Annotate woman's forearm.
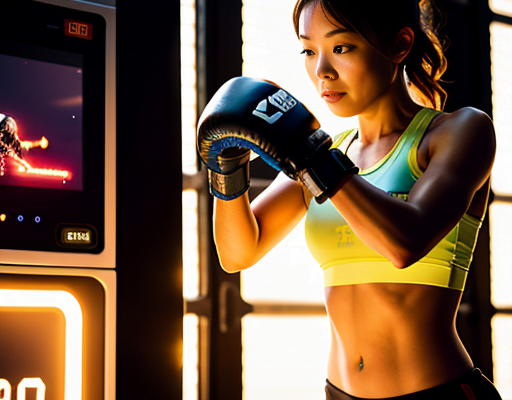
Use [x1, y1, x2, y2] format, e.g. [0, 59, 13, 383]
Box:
[213, 176, 308, 272]
[213, 193, 261, 273]
[330, 174, 469, 269]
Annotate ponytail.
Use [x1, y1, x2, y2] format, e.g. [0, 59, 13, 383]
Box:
[405, 0, 448, 110]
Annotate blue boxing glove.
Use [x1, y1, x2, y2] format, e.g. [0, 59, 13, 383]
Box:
[197, 77, 358, 203]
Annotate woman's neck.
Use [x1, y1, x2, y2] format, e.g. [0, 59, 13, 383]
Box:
[357, 74, 423, 145]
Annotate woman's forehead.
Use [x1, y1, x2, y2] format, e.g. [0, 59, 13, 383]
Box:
[298, 1, 353, 39]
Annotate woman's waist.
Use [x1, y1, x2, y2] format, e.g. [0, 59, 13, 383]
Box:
[327, 320, 466, 367]
[327, 327, 473, 398]
[324, 283, 463, 355]
[325, 283, 470, 397]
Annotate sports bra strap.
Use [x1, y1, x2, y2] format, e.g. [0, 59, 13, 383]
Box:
[407, 108, 443, 179]
[331, 129, 358, 153]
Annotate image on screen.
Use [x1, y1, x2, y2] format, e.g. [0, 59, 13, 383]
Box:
[0, 53, 83, 191]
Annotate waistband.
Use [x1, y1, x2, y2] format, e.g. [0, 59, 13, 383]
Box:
[325, 369, 502, 400]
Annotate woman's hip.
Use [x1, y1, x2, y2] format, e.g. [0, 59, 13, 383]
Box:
[325, 368, 502, 400]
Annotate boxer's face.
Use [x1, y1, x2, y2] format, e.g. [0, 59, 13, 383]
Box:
[298, 1, 395, 118]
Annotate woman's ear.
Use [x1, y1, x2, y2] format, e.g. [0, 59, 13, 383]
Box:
[392, 27, 414, 64]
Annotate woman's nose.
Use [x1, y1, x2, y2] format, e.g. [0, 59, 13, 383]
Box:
[316, 56, 338, 81]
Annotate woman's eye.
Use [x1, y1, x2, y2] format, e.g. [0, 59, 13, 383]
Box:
[300, 49, 315, 57]
[334, 45, 351, 54]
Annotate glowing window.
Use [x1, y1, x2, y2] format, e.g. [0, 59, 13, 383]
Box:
[492, 315, 512, 399]
[490, 22, 512, 196]
[242, 315, 330, 400]
[489, 17, 512, 399]
[181, 1, 200, 400]
[241, 219, 323, 304]
[183, 314, 199, 400]
[183, 189, 200, 300]
[489, 202, 512, 308]
[490, 0, 512, 17]
[181, 0, 198, 176]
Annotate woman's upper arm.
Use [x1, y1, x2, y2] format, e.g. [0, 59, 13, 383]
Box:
[251, 172, 308, 259]
[407, 107, 496, 238]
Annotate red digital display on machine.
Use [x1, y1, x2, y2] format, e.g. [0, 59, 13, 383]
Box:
[64, 20, 93, 40]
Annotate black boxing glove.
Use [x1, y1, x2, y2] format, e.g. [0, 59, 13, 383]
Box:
[197, 77, 358, 203]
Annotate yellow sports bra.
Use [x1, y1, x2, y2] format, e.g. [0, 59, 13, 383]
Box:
[304, 108, 483, 291]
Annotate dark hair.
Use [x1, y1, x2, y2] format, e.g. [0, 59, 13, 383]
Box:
[293, 0, 448, 110]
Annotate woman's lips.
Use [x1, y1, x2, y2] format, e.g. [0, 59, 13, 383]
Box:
[321, 91, 346, 103]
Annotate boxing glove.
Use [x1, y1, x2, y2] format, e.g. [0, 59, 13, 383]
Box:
[197, 77, 358, 203]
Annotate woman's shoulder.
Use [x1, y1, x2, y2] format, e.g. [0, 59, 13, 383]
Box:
[426, 106, 495, 148]
[420, 106, 496, 174]
[433, 107, 494, 136]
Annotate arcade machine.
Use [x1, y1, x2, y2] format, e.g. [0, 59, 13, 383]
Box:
[0, 0, 116, 399]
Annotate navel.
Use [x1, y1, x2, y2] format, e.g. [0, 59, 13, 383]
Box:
[359, 356, 364, 372]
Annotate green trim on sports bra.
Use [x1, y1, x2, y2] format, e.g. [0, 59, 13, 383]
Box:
[306, 108, 483, 290]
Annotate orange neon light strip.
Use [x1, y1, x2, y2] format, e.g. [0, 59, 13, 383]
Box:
[18, 165, 70, 179]
[0, 289, 83, 400]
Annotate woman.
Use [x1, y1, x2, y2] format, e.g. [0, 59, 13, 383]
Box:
[209, 0, 501, 398]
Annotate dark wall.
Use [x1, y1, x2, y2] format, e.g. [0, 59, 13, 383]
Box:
[116, 0, 183, 398]
[441, 0, 492, 114]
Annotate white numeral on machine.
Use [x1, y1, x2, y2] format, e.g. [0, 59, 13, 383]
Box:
[0, 379, 12, 400]
[0, 378, 46, 400]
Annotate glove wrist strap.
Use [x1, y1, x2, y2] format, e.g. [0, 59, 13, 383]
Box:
[299, 148, 359, 204]
[208, 161, 250, 200]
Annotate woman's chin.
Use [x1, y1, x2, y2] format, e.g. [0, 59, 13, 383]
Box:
[326, 104, 358, 119]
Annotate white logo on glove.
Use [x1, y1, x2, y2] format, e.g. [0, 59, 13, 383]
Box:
[252, 89, 297, 124]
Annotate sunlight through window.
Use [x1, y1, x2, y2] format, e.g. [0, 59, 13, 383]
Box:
[181, 1, 200, 399]
[492, 315, 512, 399]
[181, 0, 198, 176]
[242, 315, 330, 400]
[182, 189, 200, 300]
[183, 314, 200, 400]
[490, 0, 512, 17]
[241, 219, 323, 304]
[490, 22, 512, 196]
[489, 17, 512, 399]
[489, 202, 512, 308]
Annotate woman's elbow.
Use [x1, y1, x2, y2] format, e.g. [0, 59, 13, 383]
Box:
[388, 242, 427, 270]
[219, 262, 243, 274]
[390, 255, 416, 270]
[218, 255, 253, 274]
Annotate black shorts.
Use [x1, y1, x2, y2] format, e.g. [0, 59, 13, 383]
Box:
[325, 368, 502, 400]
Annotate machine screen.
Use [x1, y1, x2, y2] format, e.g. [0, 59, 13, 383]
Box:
[0, 53, 83, 191]
[0, 0, 106, 254]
